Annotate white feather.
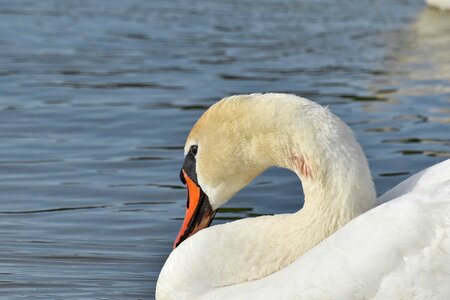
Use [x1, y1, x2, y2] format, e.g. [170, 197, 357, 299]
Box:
[156, 94, 450, 300]
[200, 159, 450, 299]
[426, 0, 450, 10]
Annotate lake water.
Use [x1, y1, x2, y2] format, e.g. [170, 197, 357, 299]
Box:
[0, 0, 449, 299]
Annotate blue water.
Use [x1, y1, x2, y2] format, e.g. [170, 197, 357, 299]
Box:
[0, 0, 449, 298]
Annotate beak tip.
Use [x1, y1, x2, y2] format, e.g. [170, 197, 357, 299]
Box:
[173, 236, 181, 249]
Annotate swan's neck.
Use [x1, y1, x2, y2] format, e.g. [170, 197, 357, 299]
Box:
[283, 136, 376, 262]
[299, 155, 377, 230]
[156, 96, 378, 299]
[157, 159, 377, 300]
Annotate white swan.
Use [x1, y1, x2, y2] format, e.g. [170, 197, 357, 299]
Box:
[426, 0, 450, 10]
[156, 93, 450, 300]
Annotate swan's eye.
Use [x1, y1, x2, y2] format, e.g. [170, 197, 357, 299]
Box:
[190, 145, 198, 156]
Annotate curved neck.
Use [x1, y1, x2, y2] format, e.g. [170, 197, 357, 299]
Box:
[250, 109, 378, 232]
[157, 96, 378, 299]
[237, 96, 377, 220]
[296, 148, 377, 226]
[157, 164, 377, 299]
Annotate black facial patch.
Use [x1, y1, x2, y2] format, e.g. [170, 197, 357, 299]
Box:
[180, 147, 198, 185]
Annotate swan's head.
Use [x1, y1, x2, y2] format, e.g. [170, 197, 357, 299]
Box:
[173, 93, 374, 248]
[174, 93, 285, 248]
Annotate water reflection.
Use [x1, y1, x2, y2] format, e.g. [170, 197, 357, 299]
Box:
[362, 6, 450, 188]
[382, 8, 450, 96]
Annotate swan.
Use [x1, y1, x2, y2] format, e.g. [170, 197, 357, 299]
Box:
[426, 0, 450, 10]
[156, 93, 450, 300]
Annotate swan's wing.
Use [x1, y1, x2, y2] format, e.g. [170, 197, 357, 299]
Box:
[201, 160, 450, 300]
[378, 158, 450, 204]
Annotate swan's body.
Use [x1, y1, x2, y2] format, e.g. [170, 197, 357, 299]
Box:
[156, 94, 450, 299]
[200, 159, 450, 299]
[426, 0, 450, 10]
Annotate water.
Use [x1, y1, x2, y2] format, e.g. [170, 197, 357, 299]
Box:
[0, 0, 449, 298]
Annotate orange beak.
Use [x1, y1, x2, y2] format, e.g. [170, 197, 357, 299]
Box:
[173, 170, 216, 248]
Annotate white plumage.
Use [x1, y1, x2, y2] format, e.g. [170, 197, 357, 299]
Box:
[426, 0, 450, 10]
[201, 159, 450, 299]
[156, 94, 450, 300]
